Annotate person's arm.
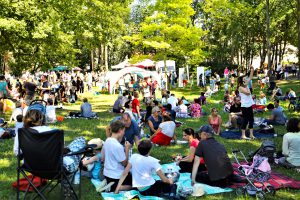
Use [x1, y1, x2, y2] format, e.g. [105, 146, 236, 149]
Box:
[208, 115, 212, 125]
[179, 146, 196, 163]
[115, 163, 132, 194]
[82, 154, 98, 165]
[239, 86, 251, 95]
[191, 156, 200, 186]
[150, 127, 162, 140]
[148, 119, 156, 134]
[156, 169, 173, 184]
[120, 141, 131, 166]
[134, 135, 140, 147]
[101, 147, 105, 163]
[136, 105, 140, 118]
[244, 67, 254, 85]
[282, 134, 289, 156]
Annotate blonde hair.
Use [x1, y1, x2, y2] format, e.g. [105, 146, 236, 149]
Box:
[24, 110, 44, 128]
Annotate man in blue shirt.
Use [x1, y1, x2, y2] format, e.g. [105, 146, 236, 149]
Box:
[106, 113, 140, 146]
[264, 100, 287, 125]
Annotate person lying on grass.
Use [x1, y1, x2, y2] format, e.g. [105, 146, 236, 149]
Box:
[114, 139, 178, 198]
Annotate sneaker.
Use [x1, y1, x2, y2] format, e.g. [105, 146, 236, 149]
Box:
[97, 181, 115, 193]
[96, 179, 107, 192]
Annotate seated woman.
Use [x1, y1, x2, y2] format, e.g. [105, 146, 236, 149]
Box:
[276, 118, 300, 168]
[208, 108, 222, 135]
[252, 91, 267, 112]
[148, 106, 163, 135]
[189, 98, 201, 118]
[177, 128, 205, 173]
[175, 100, 189, 118]
[181, 96, 190, 106]
[288, 88, 297, 99]
[150, 112, 176, 146]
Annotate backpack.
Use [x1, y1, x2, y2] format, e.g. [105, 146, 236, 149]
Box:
[257, 124, 275, 134]
[250, 140, 276, 163]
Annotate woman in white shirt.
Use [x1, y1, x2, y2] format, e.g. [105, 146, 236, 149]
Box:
[238, 67, 255, 139]
[150, 112, 176, 146]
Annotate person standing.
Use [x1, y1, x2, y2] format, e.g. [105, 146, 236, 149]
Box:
[238, 67, 255, 139]
[0, 75, 11, 114]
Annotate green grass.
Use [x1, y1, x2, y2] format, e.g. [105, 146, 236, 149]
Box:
[1, 79, 300, 199]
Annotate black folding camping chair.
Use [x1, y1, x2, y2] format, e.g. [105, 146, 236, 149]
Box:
[17, 128, 93, 200]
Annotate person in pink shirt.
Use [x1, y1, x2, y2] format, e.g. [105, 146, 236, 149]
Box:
[224, 67, 229, 82]
[208, 108, 222, 135]
[176, 128, 205, 173]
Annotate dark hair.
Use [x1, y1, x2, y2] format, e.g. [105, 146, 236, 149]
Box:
[138, 139, 152, 156]
[153, 100, 159, 106]
[183, 128, 200, 140]
[194, 98, 200, 104]
[110, 120, 125, 133]
[237, 76, 245, 87]
[0, 75, 5, 81]
[267, 103, 275, 110]
[24, 110, 44, 128]
[16, 115, 23, 123]
[274, 99, 279, 104]
[200, 92, 205, 96]
[123, 91, 129, 96]
[286, 118, 299, 133]
[162, 113, 172, 121]
[166, 103, 172, 110]
[47, 98, 53, 105]
[124, 100, 131, 109]
[83, 98, 88, 102]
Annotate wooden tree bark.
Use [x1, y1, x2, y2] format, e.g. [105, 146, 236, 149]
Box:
[266, 0, 272, 69]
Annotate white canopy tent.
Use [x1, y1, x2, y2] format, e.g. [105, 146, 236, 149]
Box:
[105, 67, 160, 94]
[156, 60, 176, 72]
[133, 59, 155, 68]
[111, 59, 129, 70]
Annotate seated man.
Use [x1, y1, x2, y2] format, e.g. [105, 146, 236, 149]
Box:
[225, 97, 242, 129]
[192, 125, 234, 187]
[112, 95, 124, 113]
[106, 113, 140, 147]
[81, 98, 97, 118]
[264, 100, 287, 125]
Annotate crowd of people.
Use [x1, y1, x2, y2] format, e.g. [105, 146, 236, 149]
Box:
[2, 63, 300, 199]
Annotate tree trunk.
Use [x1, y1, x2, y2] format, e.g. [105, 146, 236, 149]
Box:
[297, 0, 300, 76]
[266, 0, 272, 69]
[90, 50, 94, 71]
[104, 45, 108, 72]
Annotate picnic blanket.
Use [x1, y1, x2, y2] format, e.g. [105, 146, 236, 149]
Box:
[231, 163, 300, 189]
[101, 163, 232, 200]
[220, 130, 275, 139]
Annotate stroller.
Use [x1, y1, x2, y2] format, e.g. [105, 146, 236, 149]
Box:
[232, 149, 276, 199]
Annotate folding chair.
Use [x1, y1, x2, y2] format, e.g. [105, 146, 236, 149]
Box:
[17, 128, 93, 200]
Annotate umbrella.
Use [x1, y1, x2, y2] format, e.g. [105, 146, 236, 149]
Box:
[72, 67, 82, 71]
[50, 66, 68, 71]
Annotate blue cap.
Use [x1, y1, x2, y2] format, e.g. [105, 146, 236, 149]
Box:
[197, 125, 215, 135]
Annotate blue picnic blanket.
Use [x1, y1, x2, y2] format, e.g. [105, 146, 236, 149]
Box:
[220, 130, 275, 139]
[101, 163, 232, 200]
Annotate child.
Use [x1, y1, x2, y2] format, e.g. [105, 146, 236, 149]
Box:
[46, 98, 57, 123]
[9, 101, 23, 123]
[13, 115, 24, 155]
[114, 140, 177, 198]
[82, 138, 106, 190]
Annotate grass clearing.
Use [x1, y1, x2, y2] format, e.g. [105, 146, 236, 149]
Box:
[1, 79, 300, 199]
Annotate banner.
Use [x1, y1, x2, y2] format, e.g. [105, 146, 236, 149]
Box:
[197, 66, 205, 86]
[178, 68, 185, 88]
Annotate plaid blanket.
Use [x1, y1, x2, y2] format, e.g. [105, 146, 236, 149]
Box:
[231, 163, 300, 189]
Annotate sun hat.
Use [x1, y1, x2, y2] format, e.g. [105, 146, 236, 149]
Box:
[196, 125, 215, 135]
[192, 184, 205, 197]
[88, 138, 103, 149]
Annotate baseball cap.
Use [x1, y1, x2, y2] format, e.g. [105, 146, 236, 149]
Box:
[196, 125, 215, 135]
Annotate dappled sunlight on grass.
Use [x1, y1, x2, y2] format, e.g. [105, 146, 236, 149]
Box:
[0, 159, 11, 168]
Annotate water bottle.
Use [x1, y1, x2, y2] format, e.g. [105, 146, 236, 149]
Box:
[73, 171, 80, 185]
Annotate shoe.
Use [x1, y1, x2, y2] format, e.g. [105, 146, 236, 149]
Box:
[240, 136, 250, 140]
[250, 136, 256, 140]
[97, 181, 115, 193]
[96, 179, 107, 192]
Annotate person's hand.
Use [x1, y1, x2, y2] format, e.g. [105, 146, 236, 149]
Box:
[114, 189, 119, 194]
[191, 180, 196, 186]
[168, 177, 174, 185]
[125, 141, 131, 150]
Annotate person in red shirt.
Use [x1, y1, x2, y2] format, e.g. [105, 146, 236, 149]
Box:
[176, 128, 205, 173]
[131, 91, 140, 122]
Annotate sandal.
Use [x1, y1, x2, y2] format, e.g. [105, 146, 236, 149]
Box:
[240, 136, 250, 140]
[250, 136, 256, 140]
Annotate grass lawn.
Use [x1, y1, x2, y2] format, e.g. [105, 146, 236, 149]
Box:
[1, 79, 300, 200]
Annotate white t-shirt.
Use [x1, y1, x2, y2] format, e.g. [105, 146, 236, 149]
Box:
[11, 107, 23, 121]
[103, 137, 126, 179]
[167, 96, 178, 110]
[240, 90, 254, 108]
[129, 154, 161, 187]
[46, 106, 56, 122]
[13, 122, 24, 155]
[159, 121, 176, 138]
